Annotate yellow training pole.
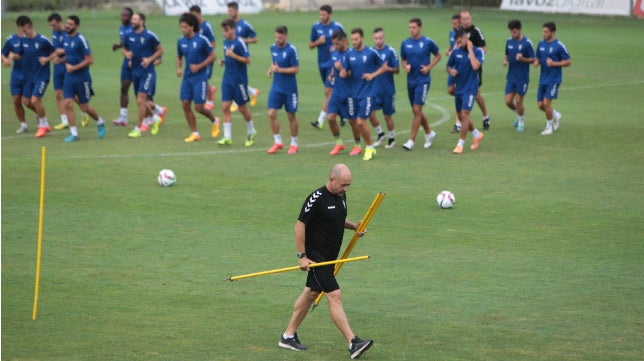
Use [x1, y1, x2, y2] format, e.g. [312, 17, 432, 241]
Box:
[312, 192, 385, 308]
[33, 146, 46, 320]
[227, 255, 370, 282]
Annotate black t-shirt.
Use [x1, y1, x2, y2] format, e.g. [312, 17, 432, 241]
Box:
[464, 24, 486, 48]
[297, 186, 347, 262]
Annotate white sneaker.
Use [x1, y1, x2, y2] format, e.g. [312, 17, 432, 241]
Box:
[424, 131, 436, 149]
[541, 126, 553, 135]
[553, 112, 562, 131]
[402, 140, 414, 151]
[373, 132, 386, 147]
[16, 126, 28, 134]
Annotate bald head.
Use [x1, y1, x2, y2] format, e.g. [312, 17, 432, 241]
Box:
[327, 164, 352, 196]
[330, 163, 350, 178]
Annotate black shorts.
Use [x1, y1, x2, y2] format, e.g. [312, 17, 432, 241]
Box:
[306, 265, 339, 293]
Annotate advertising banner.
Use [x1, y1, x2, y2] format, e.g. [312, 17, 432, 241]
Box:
[157, 0, 264, 16]
[500, 0, 631, 16]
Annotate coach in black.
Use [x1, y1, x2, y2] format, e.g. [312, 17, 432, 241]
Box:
[278, 163, 374, 359]
[460, 9, 491, 130]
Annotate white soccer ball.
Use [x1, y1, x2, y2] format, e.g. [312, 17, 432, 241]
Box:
[436, 190, 455, 209]
[158, 169, 176, 187]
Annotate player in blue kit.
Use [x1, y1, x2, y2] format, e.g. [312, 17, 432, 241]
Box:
[176, 13, 219, 143]
[326, 29, 361, 157]
[59, 15, 107, 142]
[309, 4, 343, 129]
[447, 29, 485, 155]
[112, 7, 133, 126]
[189, 5, 218, 111]
[446, 13, 462, 133]
[533, 22, 571, 136]
[123, 13, 165, 139]
[340, 28, 387, 161]
[369, 27, 399, 149]
[400, 17, 440, 151]
[460, 10, 490, 130]
[266, 26, 300, 155]
[228, 1, 260, 110]
[503, 19, 535, 133]
[1, 18, 35, 134]
[48, 13, 75, 130]
[17, 16, 55, 138]
[217, 18, 256, 147]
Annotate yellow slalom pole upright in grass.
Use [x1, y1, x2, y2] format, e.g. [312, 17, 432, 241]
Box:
[33, 146, 46, 320]
[312, 192, 385, 309]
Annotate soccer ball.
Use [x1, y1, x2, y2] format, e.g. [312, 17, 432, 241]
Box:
[158, 169, 176, 187]
[436, 191, 455, 209]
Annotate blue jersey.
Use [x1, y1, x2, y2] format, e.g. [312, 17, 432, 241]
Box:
[199, 20, 216, 44]
[51, 29, 66, 74]
[235, 19, 256, 41]
[63, 32, 92, 79]
[177, 34, 213, 81]
[330, 48, 351, 98]
[400, 36, 440, 85]
[447, 46, 485, 95]
[449, 29, 456, 52]
[222, 37, 249, 85]
[373, 45, 399, 96]
[119, 24, 133, 58]
[310, 21, 343, 68]
[123, 29, 161, 74]
[342, 46, 383, 99]
[270, 42, 298, 94]
[505, 36, 535, 84]
[536, 38, 570, 85]
[119, 24, 133, 42]
[2, 34, 24, 81]
[21, 34, 54, 82]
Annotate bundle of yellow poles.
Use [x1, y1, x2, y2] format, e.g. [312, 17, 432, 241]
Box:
[312, 192, 385, 309]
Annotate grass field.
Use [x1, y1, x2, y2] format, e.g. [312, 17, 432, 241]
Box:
[2, 6, 643, 361]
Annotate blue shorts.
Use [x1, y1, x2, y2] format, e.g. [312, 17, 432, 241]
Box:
[327, 94, 355, 120]
[180, 77, 208, 104]
[121, 58, 132, 82]
[207, 63, 214, 80]
[537, 83, 559, 102]
[355, 96, 374, 120]
[133, 70, 156, 98]
[9, 73, 25, 97]
[455, 91, 477, 113]
[63, 76, 94, 104]
[268, 90, 298, 113]
[23, 79, 49, 99]
[220, 80, 249, 106]
[407, 82, 429, 106]
[318, 66, 332, 88]
[373, 94, 396, 116]
[505, 81, 529, 96]
[53, 66, 66, 90]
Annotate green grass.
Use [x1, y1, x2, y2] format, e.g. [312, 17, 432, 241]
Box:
[2, 7, 644, 361]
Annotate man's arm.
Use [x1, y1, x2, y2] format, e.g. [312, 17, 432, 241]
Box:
[189, 51, 216, 74]
[294, 220, 312, 270]
[225, 47, 251, 65]
[66, 53, 93, 73]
